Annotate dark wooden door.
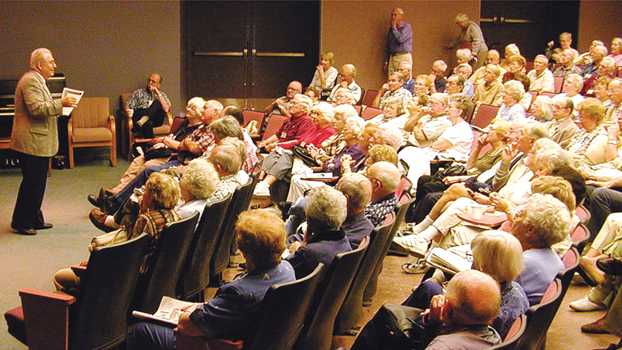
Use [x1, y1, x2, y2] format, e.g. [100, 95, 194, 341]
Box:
[183, 1, 320, 109]
[480, 1, 580, 60]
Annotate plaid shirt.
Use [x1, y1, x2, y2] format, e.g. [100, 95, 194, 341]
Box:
[365, 193, 398, 227]
[126, 87, 171, 110]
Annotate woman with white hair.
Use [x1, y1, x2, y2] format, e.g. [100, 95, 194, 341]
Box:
[308, 104, 359, 166]
[512, 193, 570, 305]
[255, 100, 336, 197]
[175, 158, 220, 221]
[455, 48, 473, 66]
[529, 95, 554, 122]
[286, 186, 351, 278]
[565, 98, 608, 166]
[495, 80, 526, 121]
[443, 13, 488, 70]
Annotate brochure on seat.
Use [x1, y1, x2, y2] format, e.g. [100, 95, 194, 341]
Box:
[132, 296, 195, 326]
[425, 245, 472, 275]
[61, 87, 84, 116]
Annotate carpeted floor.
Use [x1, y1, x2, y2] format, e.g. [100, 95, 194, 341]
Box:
[0, 149, 619, 350]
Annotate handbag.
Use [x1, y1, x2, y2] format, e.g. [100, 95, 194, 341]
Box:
[291, 144, 319, 167]
[433, 163, 466, 181]
[88, 228, 128, 252]
[374, 303, 436, 350]
[144, 146, 173, 161]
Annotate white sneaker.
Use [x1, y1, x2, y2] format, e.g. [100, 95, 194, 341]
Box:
[569, 295, 607, 312]
[393, 235, 430, 258]
[253, 181, 270, 197]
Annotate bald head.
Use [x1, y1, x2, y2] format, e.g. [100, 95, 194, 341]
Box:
[367, 161, 401, 200]
[445, 270, 501, 326]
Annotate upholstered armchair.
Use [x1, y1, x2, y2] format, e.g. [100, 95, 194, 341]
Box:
[67, 97, 116, 168]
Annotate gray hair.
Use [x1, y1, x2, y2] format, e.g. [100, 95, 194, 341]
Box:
[218, 137, 247, 168]
[456, 48, 473, 61]
[486, 64, 501, 77]
[471, 230, 524, 283]
[295, 94, 314, 114]
[534, 148, 573, 175]
[503, 80, 525, 102]
[455, 13, 469, 24]
[521, 193, 571, 247]
[205, 100, 224, 114]
[565, 74, 584, 91]
[180, 158, 220, 200]
[433, 60, 448, 73]
[375, 125, 403, 151]
[30, 48, 52, 69]
[342, 64, 357, 77]
[211, 143, 243, 174]
[506, 43, 521, 56]
[305, 186, 347, 231]
[456, 63, 473, 76]
[532, 95, 554, 121]
[344, 116, 365, 138]
[430, 92, 450, 106]
[187, 97, 206, 116]
[593, 45, 608, 56]
[312, 101, 335, 125]
[601, 56, 617, 69]
[523, 120, 549, 140]
[335, 88, 356, 105]
[209, 116, 244, 140]
[336, 173, 372, 211]
[334, 104, 359, 121]
[562, 48, 577, 60]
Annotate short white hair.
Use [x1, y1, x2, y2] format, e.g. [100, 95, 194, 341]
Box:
[306, 186, 347, 231]
[30, 48, 52, 69]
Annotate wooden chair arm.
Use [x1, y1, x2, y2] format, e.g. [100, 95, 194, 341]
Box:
[108, 115, 116, 135]
[174, 330, 243, 350]
[166, 112, 174, 126]
[19, 288, 77, 350]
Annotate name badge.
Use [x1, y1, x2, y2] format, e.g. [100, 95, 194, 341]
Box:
[281, 132, 287, 138]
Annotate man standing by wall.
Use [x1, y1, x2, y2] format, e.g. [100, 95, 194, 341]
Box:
[10, 48, 76, 235]
[384, 8, 413, 76]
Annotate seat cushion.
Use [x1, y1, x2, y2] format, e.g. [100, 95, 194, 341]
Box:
[72, 127, 113, 143]
[5, 306, 27, 345]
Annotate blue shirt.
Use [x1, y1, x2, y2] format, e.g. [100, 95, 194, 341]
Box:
[287, 228, 351, 279]
[386, 21, 413, 61]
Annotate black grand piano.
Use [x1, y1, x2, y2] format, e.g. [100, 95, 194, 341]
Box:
[0, 74, 66, 167]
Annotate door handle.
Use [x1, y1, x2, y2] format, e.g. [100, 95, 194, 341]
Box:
[254, 52, 305, 58]
[193, 52, 244, 57]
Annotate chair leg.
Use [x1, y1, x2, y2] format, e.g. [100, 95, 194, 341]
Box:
[110, 141, 117, 167]
[68, 145, 74, 169]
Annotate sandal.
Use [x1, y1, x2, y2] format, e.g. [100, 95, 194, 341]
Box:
[401, 259, 428, 274]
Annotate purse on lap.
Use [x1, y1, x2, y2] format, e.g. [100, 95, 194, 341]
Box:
[88, 228, 128, 252]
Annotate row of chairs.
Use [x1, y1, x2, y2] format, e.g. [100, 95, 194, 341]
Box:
[176, 184, 414, 350]
[4, 174, 259, 350]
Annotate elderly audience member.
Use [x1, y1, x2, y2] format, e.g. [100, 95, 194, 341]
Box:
[527, 55, 555, 92]
[559, 73, 585, 118]
[609, 37, 622, 67]
[583, 56, 617, 96]
[444, 13, 488, 71]
[398, 61, 415, 94]
[351, 270, 502, 350]
[385, 8, 413, 76]
[445, 74, 465, 96]
[501, 44, 521, 70]
[127, 73, 172, 138]
[455, 48, 473, 66]
[328, 64, 362, 103]
[502, 55, 527, 81]
[372, 72, 412, 111]
[470, 50, 506, 85]
[415, 74, 434, 96]
[255, 100, 335, 197]
[594, 76, 614, 109]
[209, 116, 258, 174]
[307, 104, 359, 166]
[494, 80, 526, 121]
[332, 88, 357, 106]
[404, 93, 452, 148]
[367, 100, 408, 130]
[472, 64, 503, 107]
[127, 209, 295, 350]
[264, 81, 302, 117]
[546, 96, 579, 148]
[565, 98, 608, 166]
[554, 48, 582, 78]
[581, 44, 608, 78]
[174, 158, 220, 221]
[430, 60, 448, 94]
[546, 32, 579, 60]
[55, 172, 181, 293]
[512, 194, 570, 305]
[454, 63, 475, 98]
[529, 95, 554, 122]
[364, 161, 401, 226]
[286, 186, 351, 278]
[309, 52, 338, 99]
[257, 94, 314, 153]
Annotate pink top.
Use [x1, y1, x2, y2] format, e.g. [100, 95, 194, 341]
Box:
[279, 125, 336, 149]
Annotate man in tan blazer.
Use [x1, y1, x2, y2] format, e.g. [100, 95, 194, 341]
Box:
[10, 48, 75, 235]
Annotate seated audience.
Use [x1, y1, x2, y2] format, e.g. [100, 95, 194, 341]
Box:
[494, 80, 527, 121]
[547, 96, 579, 148]
[332, 87, 357, 106]
[126, 73, 172, 138]
[307, 104, 359, 166]
[472, 64, 503, 107]
[403, 230, 528, 339]
[328, 64, 362, 104]
[126, 209, 296, 350]
[594, 76, 614, 109]
[367, 100, 408, 130]
[583, 56, 617, 96]
[263, 81, 302, 117]
[546, 32, 579, 62]
[500, 43, 521, 71]
[454, 63, 475, 98]
[55, 172, 181, 292]
[372, 72, 412, 111]
[398, 61, 415, 94]
[444, 74, 466, 95]
[512, 194, 570, 305]
[174, 158, 220, 221]
[529, 95, 554, 122]
[254, 100, 335, 197]
[553, 48, 582, 78]
[363, 161, 401, 226]
[414, 74, 434, 96]
[609, 37, 622, 67]
[527, 54, 555, 92]
[455, 48, 473, 66]
[581, 44, 608, 79]
[565, 98, 608, 166]
[558, 73, 585, 118]
[430, 60, 448, 93]
[470, 49, 506, 86]
[403, 93, 452, 147]
[304, 87, 320, 103]
[309, 51, 338, 99]
[286, 186, 351, 278]
[209, 116, 258, 174]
